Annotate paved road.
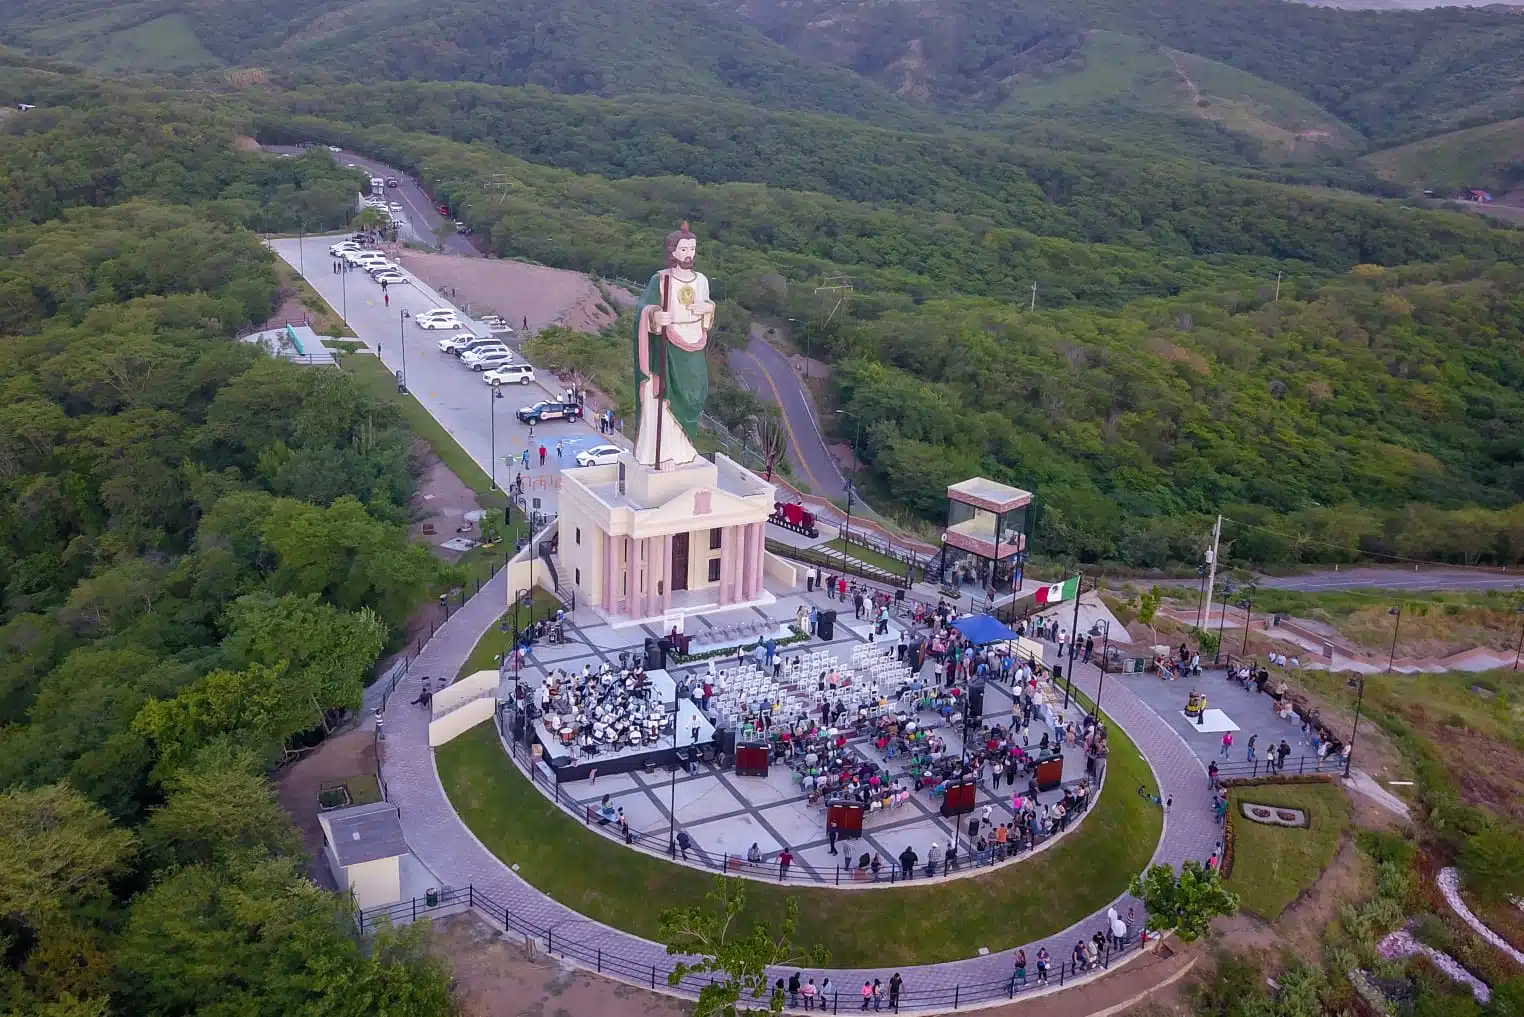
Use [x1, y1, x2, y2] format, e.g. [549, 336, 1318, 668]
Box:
[263, 145, 478, 256]
[1257, 567, 1524, 593]
[270, 234, 616, 515]
[728, 331, 848, 499]
[380, 576, 1217, 1011]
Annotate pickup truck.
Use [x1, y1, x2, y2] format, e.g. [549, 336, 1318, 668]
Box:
[516, 400, 583, 425]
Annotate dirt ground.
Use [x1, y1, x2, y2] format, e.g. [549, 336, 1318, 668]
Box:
[275, 727, 378, 885]
[410, 451, 483, 548]
[1210, 784, 1399, 968]
[428, 913, 691, 1017]
[397, 252, 630, 334]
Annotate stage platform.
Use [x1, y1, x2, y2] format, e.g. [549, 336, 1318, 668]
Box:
[525, 668, 716, 781]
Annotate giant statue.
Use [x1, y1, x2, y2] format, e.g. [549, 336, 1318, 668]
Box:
[632, 223, 713, 469]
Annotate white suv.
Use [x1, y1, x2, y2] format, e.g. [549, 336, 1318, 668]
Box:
[483, 364, 536, 386]
[460, 345, 512, 370]
[436, 332, 482, 354]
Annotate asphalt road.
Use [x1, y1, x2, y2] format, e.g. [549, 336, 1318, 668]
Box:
[263, 145, 478, 257]
[270, 234, 615, 516]
[728, 331, 848, 499]
[1256, 567, 1524, 593]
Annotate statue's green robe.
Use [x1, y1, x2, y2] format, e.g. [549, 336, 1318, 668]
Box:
[632, 271, 707, 445]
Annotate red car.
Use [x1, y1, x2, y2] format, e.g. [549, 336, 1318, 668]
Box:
[437, 204, 450, 216]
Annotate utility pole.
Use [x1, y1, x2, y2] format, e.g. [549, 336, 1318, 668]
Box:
[1029, 282, 1037, 312]
[1200, 515, 1222, 647]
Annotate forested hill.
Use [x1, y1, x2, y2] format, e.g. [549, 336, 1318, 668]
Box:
[0, 89, 458, 1017]
[4, 0, 1524, 146]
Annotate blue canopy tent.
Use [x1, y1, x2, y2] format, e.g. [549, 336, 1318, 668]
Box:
[951, 613, 1020, 645]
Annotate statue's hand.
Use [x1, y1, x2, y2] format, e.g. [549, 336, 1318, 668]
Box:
[691, 300, 715, 319]
[649, 306, 672, 329]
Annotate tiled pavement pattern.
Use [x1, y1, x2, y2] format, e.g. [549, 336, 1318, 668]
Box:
[382, 570, 1218, 1009]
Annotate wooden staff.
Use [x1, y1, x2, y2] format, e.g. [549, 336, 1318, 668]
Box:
[654, 270, 669, 469]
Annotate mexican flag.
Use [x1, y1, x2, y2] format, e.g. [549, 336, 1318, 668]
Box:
[1035, 576, 1078, 606]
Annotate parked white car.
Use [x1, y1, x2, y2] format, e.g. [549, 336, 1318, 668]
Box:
[574, 444, 623, 467]
[416, 316, 462, 331]
[373, 271, 407, 285]
[483, 364, 536, 386]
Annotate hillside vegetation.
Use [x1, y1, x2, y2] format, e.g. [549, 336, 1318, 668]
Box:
[1364, 117, 1524, 194]
[0, 90, 458, 1017]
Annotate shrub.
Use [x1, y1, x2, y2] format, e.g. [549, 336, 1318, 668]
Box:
[1358, 829, 1417, 869]
[1458, 823, 1524, 904]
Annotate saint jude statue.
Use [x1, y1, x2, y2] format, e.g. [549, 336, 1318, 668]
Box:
[632, 223, 714, 469]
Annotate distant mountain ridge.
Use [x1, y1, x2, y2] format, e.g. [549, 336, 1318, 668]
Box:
[2, 0, 1524, 152]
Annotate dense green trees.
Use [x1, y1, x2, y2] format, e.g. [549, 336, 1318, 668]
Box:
[0, 95, 452, 1017]
[833, 262, 1524, 566]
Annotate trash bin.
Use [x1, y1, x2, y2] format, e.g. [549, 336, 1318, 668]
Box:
[425, 887, 439, 907]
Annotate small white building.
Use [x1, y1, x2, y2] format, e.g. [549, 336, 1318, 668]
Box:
[318, 801, 407, 909]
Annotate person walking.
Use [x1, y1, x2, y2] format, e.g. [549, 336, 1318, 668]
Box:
[871, 978, 883, 1011]
[899, 845, 917, 879]
[1013, 948, 1028, 987]
[1084, 635, 1094, 663]
[802, 978, 818, 1010]
[538, 444, 547, 466]
[827, 817, 840, 856]
[806, 565, 817, 593]
[888, 974, 902, 1010]
[789, 973, 801, 1008]
[1247, 733, 1258, 762]
[1036, 947, 1050, 985]
[860, 981, 873, 1011]
[675, 829, 691, 860]
[778, 847, 793, 880]
[1220, 731, 1233, 758]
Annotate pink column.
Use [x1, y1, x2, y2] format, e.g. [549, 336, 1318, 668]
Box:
[621, 536, 632, 614]
[739, 525, 755, 602]
[749, 523, 765, 599]
[602, 534, 616, 612]
[716, 528, 732, 606]
[633, 536, 645, 616]
[649, 536, 663, 618]
[661, 534, 674, 614]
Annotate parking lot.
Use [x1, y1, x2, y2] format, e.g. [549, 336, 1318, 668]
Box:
[269, 234, 624, 515]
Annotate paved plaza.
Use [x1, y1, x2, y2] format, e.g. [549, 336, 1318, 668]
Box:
[380, 568, 1223, 1009]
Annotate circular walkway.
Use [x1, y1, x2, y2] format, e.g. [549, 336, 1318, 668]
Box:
[381, 570, 1218, 1010]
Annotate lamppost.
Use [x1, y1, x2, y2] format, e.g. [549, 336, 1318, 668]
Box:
[1238, 597, 1253, 658]
[1094, 619, 1111, 715]
[398, 309, 411, 389]
[1216, 580, 1236, 667]
[835, 409, 863, 542]
[788, 316, 811, 379]
[1513, 603, 1524, 671]
[668, 720, 696, 857]
[1344, 674, 1365, 777]
[489, 382, 503, 490]
[1385, 605, 1401, 674]
[298, 219, 305, 275]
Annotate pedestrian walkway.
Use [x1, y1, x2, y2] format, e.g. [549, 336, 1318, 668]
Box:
[380, 571, 1220, 1010]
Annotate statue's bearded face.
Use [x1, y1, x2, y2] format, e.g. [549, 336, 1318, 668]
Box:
[670, 237, 697, 269]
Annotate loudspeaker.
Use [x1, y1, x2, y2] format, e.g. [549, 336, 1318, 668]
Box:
[966, 680, 986, 719]
[817, 610, 837, 641]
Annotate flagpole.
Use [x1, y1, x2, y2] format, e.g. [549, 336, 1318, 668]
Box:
[1064, 571, 1081, 709]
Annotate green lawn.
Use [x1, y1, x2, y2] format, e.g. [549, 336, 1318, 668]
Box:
[436, 707, 1161, 966]
[825, 538, 921, 582]
[1225, 782, 1351, 919]
[343, 355, 507, 510]
[457, 591, 566, 678]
